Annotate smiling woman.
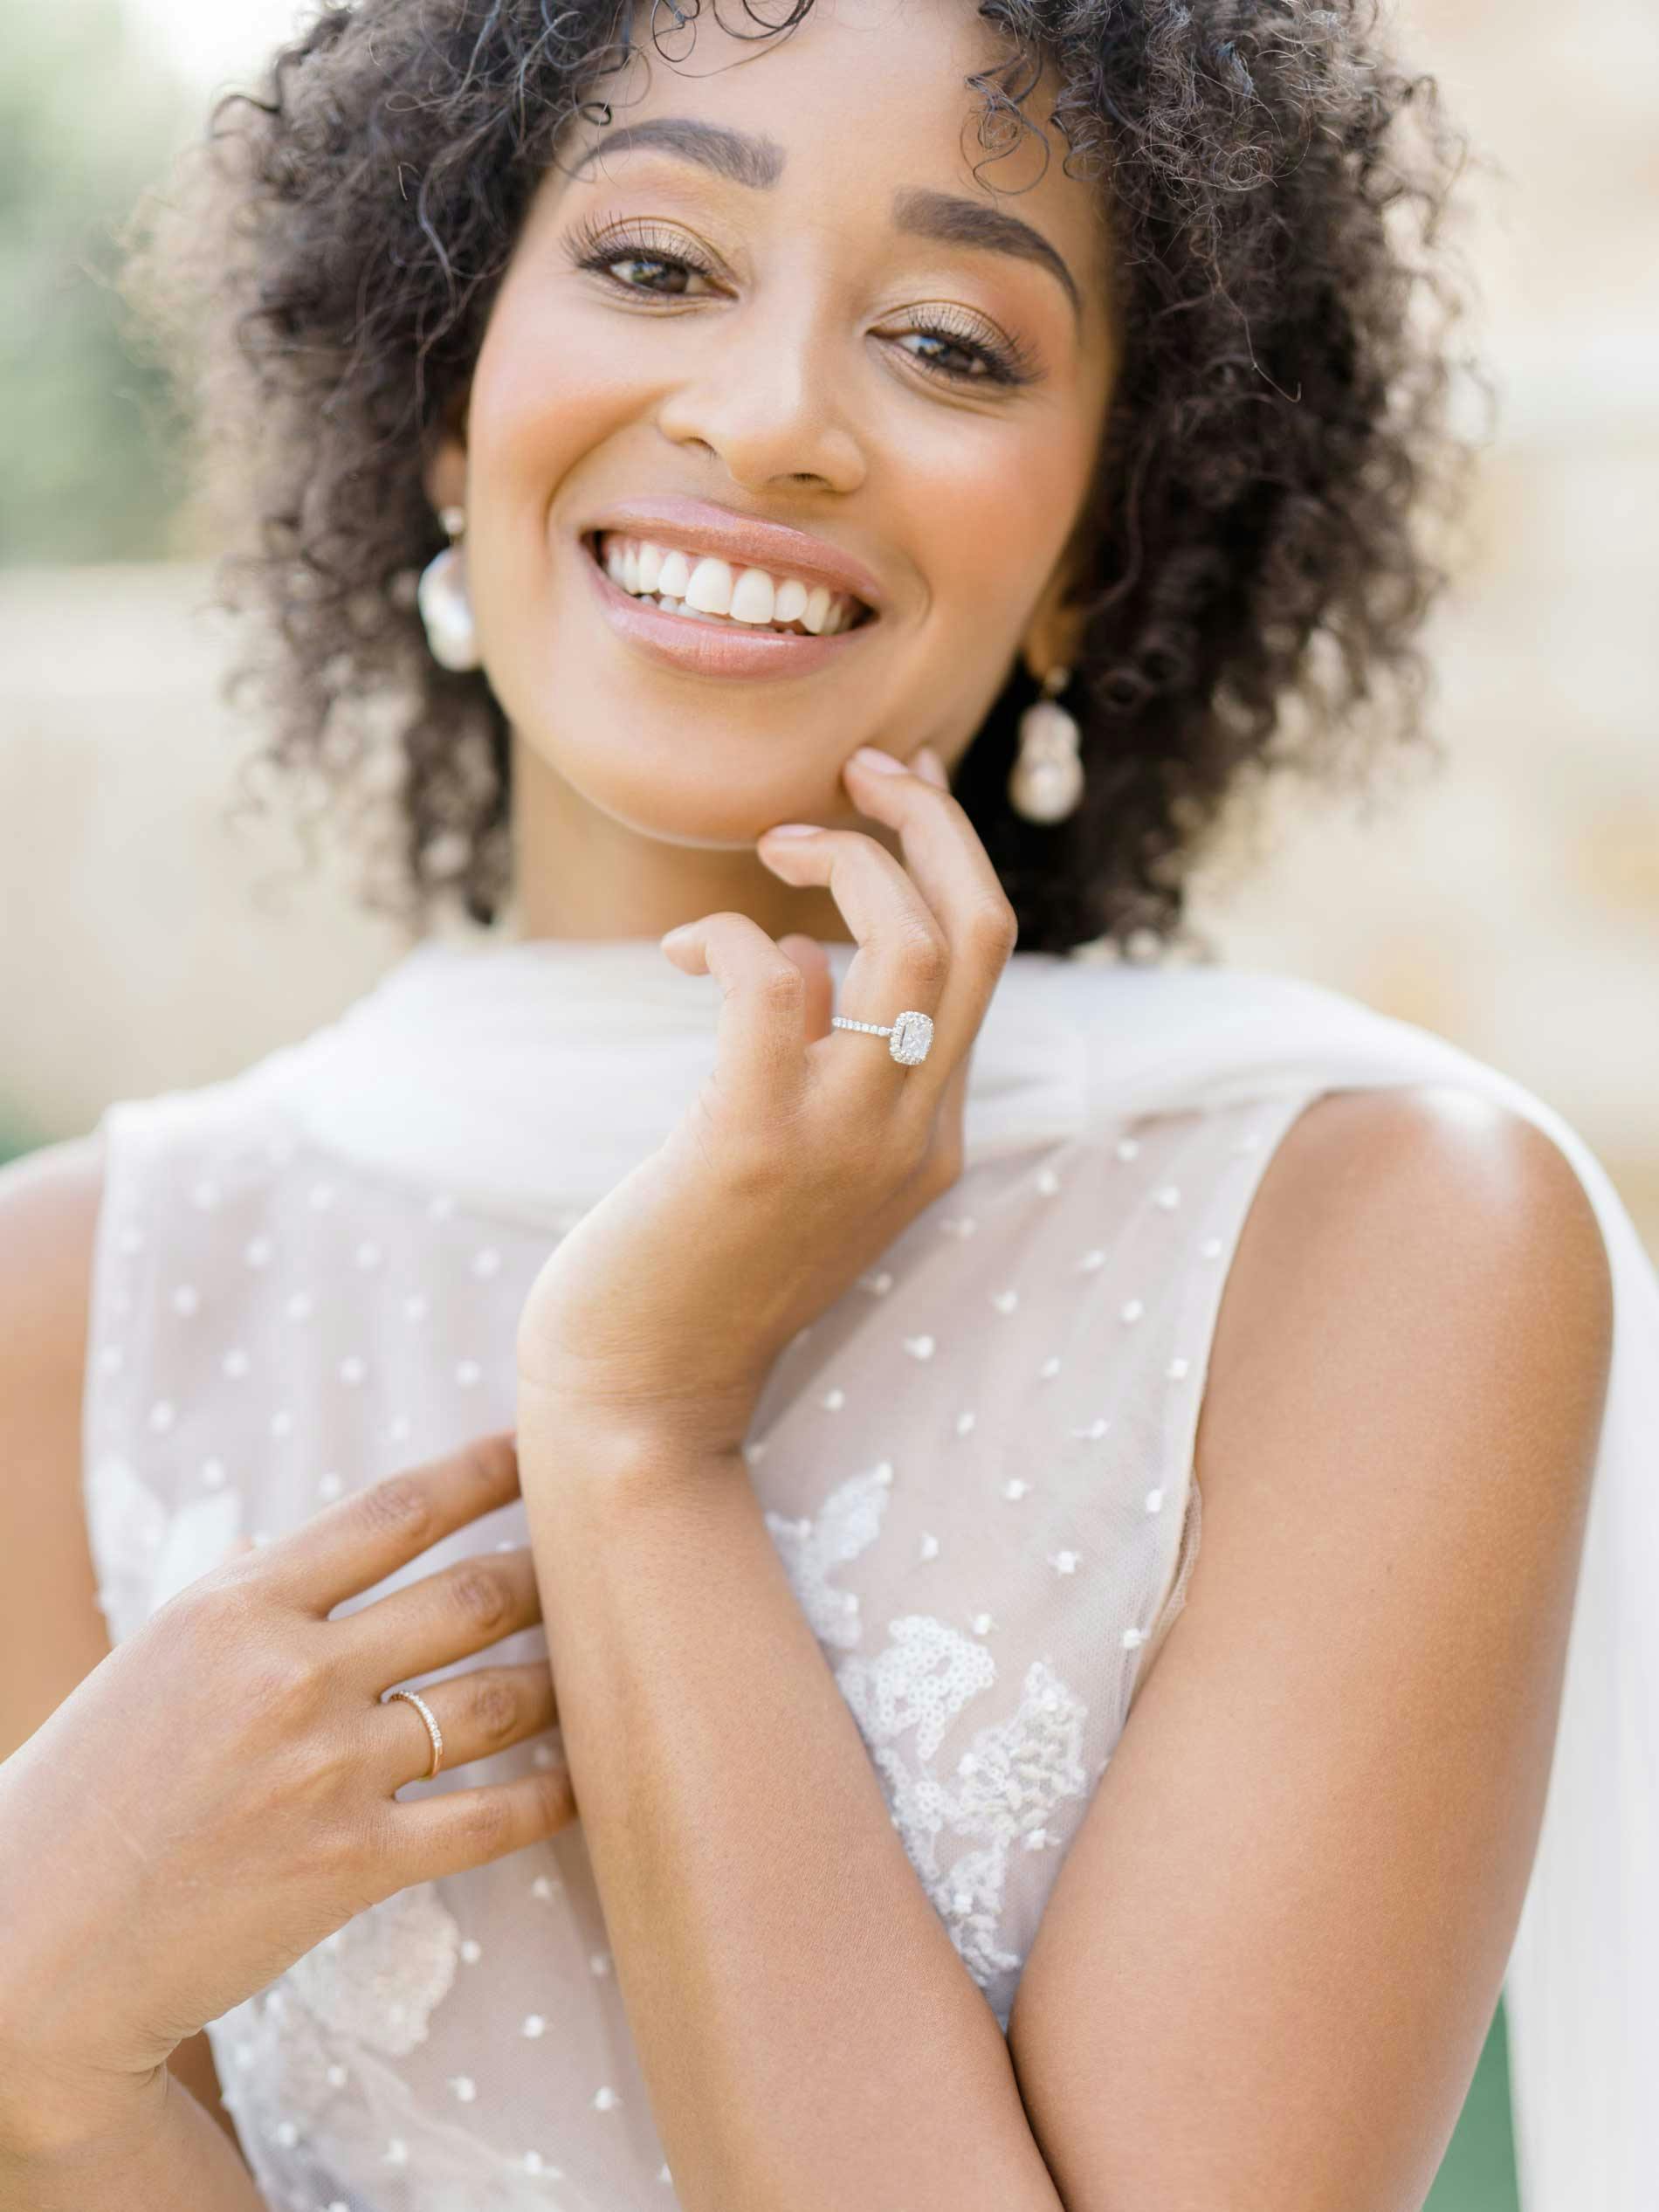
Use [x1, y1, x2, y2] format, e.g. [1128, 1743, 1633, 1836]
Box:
[124, 0, 1477, 954]
[6, 6, 1654, 2212]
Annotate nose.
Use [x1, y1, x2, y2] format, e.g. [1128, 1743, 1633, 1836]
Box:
[654, 292, 867, 497]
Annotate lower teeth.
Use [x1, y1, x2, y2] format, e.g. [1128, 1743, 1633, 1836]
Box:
[638, 591, 813, 637]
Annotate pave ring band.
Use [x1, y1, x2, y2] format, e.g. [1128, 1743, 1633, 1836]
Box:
[383, 1686, 445, 1779]
[830, 1010, 935, 1065]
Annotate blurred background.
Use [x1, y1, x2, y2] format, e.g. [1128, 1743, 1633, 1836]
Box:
[2, 2, 1656, 2201]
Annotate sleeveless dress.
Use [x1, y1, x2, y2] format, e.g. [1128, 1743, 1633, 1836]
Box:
[79, 930, 1319, 2209]
[77, 931, 1659, 2212]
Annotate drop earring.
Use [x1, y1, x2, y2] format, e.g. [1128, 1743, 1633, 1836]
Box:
[1008, 665, 1084, 823]
[416, 505, 482, 672]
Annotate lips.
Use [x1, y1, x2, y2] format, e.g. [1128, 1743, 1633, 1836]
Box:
[579, 496, 886, 616]
[580, 540, 873, 682]
[591, 534, 868, 636]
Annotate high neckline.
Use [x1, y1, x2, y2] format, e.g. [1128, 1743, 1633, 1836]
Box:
[271, 926, 1097, 1231]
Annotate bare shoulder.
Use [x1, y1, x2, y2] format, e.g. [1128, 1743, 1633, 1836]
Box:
[1203, 1080, 1614, 1507]
[0, 1132, 107, 1359]
[1006, 1083, 1616, 2202]
[0, 1131, 110, 1756]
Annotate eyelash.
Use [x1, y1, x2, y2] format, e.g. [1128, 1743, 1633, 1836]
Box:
[562, 216, 1037, 389]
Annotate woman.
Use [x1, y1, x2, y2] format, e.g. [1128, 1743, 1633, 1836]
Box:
[0, 2, 1652, 2209]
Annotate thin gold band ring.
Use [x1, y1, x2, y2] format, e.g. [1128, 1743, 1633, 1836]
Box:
[382, 1686, 445, 1779]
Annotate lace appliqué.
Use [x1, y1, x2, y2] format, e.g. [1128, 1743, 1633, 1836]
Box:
[285, 1882, 463, 2057]
[86, 1455, 244, 1635]
[840, 1623, 1090, 2024]
[764, 1459, 893, 1650]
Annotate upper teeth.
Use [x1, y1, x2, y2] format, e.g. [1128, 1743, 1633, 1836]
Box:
[598, 534, 862, 636]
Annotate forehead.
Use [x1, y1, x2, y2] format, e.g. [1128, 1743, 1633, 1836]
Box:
[560, 0, 1110, 292]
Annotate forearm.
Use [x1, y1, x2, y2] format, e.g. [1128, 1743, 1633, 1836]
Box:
[0, 2075, 268, 2212]
[515, 1397, 1064, 2212]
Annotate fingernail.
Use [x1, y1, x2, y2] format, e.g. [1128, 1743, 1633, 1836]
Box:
[848, 746, 905, 775]
[763, 823, 820, 838]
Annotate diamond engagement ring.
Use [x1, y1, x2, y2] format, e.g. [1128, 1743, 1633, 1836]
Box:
[830, 1010, 935, 1065]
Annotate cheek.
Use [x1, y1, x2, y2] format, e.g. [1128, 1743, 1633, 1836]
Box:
[893, 404, 1098, 650]
[465, 286, 641, 531]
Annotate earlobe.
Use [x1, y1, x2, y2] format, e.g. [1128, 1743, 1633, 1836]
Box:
[421, 396, 472, 520]
[1019, 609, 1086, 692]
[423, 436, 467, 521]
[1019, 560, 1088, 690]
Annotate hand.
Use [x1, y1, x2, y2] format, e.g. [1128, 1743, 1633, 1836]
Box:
[514, 743, 1018, 1459]
[0, 1434, 571, 2153]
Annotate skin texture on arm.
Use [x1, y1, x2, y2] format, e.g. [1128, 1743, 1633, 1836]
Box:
[513, 1397, 1068, 2212]
[1007, 1084, 1614, 2211]
[0, 1138, 257, 2195]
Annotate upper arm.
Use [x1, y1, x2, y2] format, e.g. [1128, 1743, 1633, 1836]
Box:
[1006, 1084, 1614, 2212]
[0, 1134, 241, 2152]
[0, 1134, 111, 1759]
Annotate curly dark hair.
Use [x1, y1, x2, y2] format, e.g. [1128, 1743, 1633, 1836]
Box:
[126, 0, 1492, 955]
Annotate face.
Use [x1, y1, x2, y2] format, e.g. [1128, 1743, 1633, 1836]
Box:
[432, 0, 1118, 856]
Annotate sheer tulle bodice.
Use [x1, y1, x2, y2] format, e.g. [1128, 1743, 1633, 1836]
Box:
[80, 933, 1659, 2209]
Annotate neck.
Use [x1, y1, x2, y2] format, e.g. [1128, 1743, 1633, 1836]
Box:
[506, 723, 863, 945]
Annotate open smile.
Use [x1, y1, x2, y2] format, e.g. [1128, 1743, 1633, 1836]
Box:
[579, 527, 879, 682]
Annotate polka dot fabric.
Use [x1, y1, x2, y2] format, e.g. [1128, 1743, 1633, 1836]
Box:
[82, 1065, 1321, 2209]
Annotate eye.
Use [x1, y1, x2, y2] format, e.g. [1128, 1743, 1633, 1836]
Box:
[565, 217, 720, 300]
[883, 310, 1036, 390]
[570, 213, 1039, 391]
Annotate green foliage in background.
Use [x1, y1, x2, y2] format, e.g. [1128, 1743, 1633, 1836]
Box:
[0, 1, 194, 564]
[1428, 2003, 1521, 2211]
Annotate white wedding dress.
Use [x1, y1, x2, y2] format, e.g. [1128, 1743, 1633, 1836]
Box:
[79, 930, 1658, 2212]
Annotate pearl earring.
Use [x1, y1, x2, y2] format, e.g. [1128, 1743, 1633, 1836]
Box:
[1008, 665, 1084, 823]
[416, 505, 482, 672]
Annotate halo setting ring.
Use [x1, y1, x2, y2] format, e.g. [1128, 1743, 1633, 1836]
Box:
[829, 1010, 935, 1066]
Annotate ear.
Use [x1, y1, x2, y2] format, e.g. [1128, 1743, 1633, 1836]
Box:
[1018, 553, 1087, 686]
[421, 388, 471, 519]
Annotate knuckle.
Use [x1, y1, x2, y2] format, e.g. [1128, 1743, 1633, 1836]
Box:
[458, 1431, 518, 1500]
[449, 1566, 512, 1633]
[967, 899, 1019, 961]
[535, 1766, 575, 1830]
[313, 1816, 374, 1892]
[905, 1127, 963, 1192]
[458, 1788, 514, 1854]
[172, 1566, 252, 1637]
[356, 1474, 434, 1547]
[468, 1672, 521, 1743]
[929, 1139, 967, 1189]
[891, 922, 950, 993]
[755, 961, 805, 1015]
[241, 1642, 326, 1721]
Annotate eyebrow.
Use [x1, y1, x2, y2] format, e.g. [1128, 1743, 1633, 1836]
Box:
[892, 188, 1082, 322]
[567, 118, 785, 192]
[565, 121, 1083, 322]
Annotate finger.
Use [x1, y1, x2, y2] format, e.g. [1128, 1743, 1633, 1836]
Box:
[374, 1661, 559, 1793]
[259, 1432, 522, 1618]
[755, 823, 952, 1104]
[661, 910, 816, 1120]
[835, 748, 1017, 1062]
[778, 933, 835, 1043]
[341, 1544, 542, 1685]
[387, 1767, 578, 1883]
